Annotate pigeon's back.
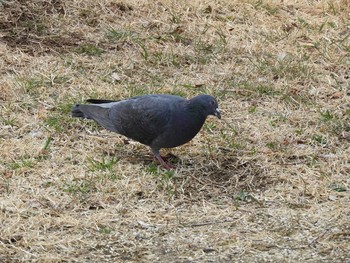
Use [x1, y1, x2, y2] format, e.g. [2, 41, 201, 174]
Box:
[109, 94, 186, 146]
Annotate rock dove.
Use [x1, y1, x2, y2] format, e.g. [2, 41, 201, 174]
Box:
[71, 94, 221, 169]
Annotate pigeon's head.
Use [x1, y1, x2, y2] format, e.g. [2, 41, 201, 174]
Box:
[190, 94, 221, 119]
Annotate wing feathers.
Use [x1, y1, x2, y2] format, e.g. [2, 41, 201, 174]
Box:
[86, 99, 117, 104]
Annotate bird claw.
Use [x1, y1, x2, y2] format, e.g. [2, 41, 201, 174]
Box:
[154, 154, 176, 170]
[162, 162, 176, 170]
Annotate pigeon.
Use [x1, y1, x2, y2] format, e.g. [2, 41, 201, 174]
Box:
[71, 94, 221, 169]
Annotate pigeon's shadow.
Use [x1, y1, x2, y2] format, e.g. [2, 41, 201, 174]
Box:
[125, 151, 180, 167]
[174, 156, 271, 200]
[104, 147, 270, 200]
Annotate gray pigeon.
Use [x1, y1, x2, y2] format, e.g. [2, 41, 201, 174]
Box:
[71, 94, 221, 169]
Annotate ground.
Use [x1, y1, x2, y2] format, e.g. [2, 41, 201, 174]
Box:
[0, 0, 349, 262]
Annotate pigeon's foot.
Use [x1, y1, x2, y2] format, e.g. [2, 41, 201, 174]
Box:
[161, 153, 178, 161]
[154, 154, 176, 170]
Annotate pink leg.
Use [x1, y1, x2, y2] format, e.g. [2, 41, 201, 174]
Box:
[152, 150, 176, 170]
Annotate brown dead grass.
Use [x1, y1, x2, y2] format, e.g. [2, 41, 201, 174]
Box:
[1, 0, 350, 262]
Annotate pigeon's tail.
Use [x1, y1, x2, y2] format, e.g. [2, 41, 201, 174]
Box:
[71, 104, 117, 132]
[72, 99, 119, 118]
[71, 104, 110, 119]
[86, 99, 117, 104]
[71, 104, 89, 118]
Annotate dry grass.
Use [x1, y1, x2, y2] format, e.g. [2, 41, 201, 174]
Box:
[1, 0, 350, 262]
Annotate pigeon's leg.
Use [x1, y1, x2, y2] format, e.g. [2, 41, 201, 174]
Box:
[152, 149, 175, 170]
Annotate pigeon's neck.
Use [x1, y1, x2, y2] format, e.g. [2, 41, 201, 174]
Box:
[185, 102, 207, 124]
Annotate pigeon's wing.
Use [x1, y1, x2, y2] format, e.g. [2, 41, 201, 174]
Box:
[109, 95, 182, 146]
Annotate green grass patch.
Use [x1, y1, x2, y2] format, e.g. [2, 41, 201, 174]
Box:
[42, 136, 52, 151]
[45, 116, 64, 132]
[157, 170, 176, 200]
[311, 135, 328, 146]
[76, 44, 104, 56]
[57, 102, 74, 115]
[87, 156, 119, 172]
[98, 226, 114, 234]
[320, 110, 334, 122]
[0, 116, 16, 126]
[16, 76, 44, 94]
[9, 158, 35, 170]
[63, 179, 95, 194]
[233, 190, 253, 202]
[329, 183, 347, 192]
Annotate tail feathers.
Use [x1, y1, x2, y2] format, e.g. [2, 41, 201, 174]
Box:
[86, 99, 118, 104]
[71, 104, 89, 118]
[71, 104, 117, 132]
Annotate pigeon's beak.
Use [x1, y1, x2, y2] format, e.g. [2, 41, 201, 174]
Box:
[214, 108, 221, 119]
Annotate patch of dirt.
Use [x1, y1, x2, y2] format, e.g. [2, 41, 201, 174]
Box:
[0, 1, 136, 55]
[2, 33, 84, 55]
[180, 157, 269, 199]
[1, 0, 80, 54]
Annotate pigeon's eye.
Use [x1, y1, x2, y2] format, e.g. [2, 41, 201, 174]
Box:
[210, 100, 215, 107]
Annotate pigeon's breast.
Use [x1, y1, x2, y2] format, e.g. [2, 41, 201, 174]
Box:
[150, 113, 206, 149]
